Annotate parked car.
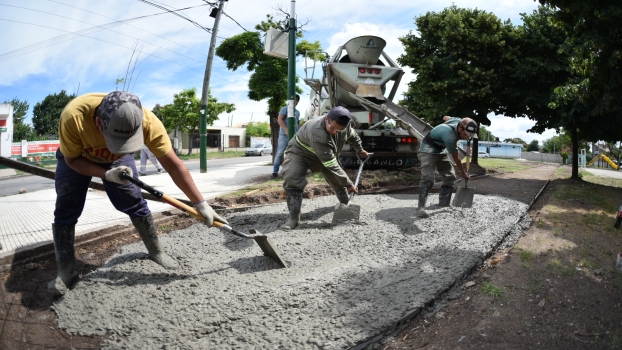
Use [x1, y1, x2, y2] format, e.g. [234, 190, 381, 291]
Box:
[478, 151, 490, 158]
[245, 144, 272, 156]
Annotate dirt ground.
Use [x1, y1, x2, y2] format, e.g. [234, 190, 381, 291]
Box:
[1, 161, 621, 349]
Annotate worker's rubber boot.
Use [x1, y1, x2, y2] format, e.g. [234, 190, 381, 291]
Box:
[335, 187, 350, 205]
[438, 186, 453, 207]
[416, 185, 430, 218]
[131, 215, 179, 270]
[48, 224, 79, 296]
[281, 189, 303, 231]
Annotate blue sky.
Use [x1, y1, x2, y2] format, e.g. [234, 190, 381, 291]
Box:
[0, 0, 558, 143]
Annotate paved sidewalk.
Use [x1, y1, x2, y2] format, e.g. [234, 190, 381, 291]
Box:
[0, 159, 272, 256]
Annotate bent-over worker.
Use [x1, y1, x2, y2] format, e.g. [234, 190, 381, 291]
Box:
[281, 106, 369, 230]
[51, 91, 227, 296]
[416, 116, 478, 218]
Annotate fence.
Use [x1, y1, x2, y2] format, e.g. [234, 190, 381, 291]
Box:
[520, 152, 563, 164]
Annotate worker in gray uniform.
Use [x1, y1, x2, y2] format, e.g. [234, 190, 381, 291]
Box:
[280, 106, 369, 230]
[417, 116, 478, 218]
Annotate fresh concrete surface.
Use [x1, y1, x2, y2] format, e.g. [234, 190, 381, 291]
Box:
[54, 194, 530, 349]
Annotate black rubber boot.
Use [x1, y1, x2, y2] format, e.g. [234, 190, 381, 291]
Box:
[438, 186, 453, 207]
[335, 187, 350, 205]
[281, 189, 303, 231]
[416, 185, 430, 218]
[131, 215, 179, 269]
[48, 224, 79, 296]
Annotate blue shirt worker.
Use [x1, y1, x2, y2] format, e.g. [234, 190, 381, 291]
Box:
[280, 106, 369, 230]
[272, 94, 300, 179]
[417, 116, 478, 218]
[51, 91, 227, 296]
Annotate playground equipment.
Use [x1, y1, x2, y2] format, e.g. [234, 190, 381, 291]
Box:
[587, 154, 618, 170]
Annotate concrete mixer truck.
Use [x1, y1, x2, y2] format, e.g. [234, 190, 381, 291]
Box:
[303, 35, 442, 169]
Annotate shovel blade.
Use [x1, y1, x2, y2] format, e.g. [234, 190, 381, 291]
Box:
[332, 203, 361, 225]
[249, 229, 288, 268]
[452, 187, 475, 208]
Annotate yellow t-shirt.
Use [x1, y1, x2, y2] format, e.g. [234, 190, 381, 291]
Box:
[59, 93, 172, 163]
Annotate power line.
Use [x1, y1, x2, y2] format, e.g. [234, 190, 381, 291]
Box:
[136, 0, 212, 33]
[0, 4, 207, 64]
[0, 18, 201, 71]
[221, 11, 248, 32]
[46, 0, 208, 57]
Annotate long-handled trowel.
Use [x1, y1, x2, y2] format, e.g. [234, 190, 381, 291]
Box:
[332, 153, 373, 225]
[452, 139, 475, 208]
[120, 172, 288, 268]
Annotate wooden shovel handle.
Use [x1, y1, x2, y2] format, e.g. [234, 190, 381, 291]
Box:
[159, 194, 226, 229]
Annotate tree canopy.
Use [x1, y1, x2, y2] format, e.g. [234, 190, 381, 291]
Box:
[3, 97, 37, 141]
[526, 140, 540, 152]
[156, 88, 235, 155]
[538, 0, 622, 122]
[32, 90, 75, 137]
[245, 122, 270, 138]
[398, 6, 516, 163]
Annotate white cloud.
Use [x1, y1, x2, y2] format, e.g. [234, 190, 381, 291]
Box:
[1, 0, 541, 142]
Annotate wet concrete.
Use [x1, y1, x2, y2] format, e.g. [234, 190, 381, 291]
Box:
[53, 194, 530, 349]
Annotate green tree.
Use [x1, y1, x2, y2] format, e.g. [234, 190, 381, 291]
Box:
[537, 0, 622, 120]
[3, 97, 36, 141]
[398, 5, 517, 164]
[245, 122, 271, 138]
[478, 125, 496, 143]
[157, 88, 235, 155]
[526, 140, 540, 152]
[32, 90, 76, 137]
[216, 14, 321, 162]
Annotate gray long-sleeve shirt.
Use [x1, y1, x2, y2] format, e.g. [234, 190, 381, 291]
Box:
[285, 116, 363, 187]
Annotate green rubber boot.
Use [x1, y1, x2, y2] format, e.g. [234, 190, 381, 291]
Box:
[48, 224, 79, 296]
[131, 215, 179, 269]
[281, 189, 303, 231]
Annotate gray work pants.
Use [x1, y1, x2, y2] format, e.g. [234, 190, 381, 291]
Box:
[282, 152, 345, 191]
[418, 152, 456, 189]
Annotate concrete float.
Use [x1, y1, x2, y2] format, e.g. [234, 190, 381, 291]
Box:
[54, 194, 530, 349]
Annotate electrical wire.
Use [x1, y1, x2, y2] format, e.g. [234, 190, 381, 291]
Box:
[136, 0, 211, 33]
[46, 0, 208, 57]
[221, 11, 248, 32]
[0, 4, 205, 64]
[0, 18, 201, 71]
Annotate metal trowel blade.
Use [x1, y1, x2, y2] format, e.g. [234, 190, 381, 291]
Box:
[452, 187, 475, 208]
[332, 203, 361, 225]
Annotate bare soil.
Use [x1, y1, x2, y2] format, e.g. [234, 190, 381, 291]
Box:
[2, 161, 621, 349]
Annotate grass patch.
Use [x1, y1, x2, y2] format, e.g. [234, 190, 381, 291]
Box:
[516, 247, 535, 268]
[481, 282, 503, 299]
[582, 213, 600, 225]
[562, 266, 576, 277]
[548, 258, 563, 269]
[218, 181, 282, 199]
[582, 175, 622, 189]
[552, 181, 617, 213]
[177, 150, 246, 160]
[478, 158, 532, 172]
[158, 223, 176, 233]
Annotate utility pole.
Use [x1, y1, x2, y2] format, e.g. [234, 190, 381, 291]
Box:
[199, 0, 226, 173]
[286, 0, 297, 141]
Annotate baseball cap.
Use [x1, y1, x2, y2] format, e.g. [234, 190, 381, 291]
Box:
[462, 118, 478, 139]
[97, 91, 144, 154]
[326, 106, 353, 125]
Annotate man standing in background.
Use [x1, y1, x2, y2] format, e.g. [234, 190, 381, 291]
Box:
[272, 94, 300, 179]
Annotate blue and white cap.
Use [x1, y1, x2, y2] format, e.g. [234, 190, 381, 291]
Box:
[96, 91, 144, 154]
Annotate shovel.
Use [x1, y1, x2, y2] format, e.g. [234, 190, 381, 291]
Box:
[332, 153, 373, 225]
[120, 172, 288, 268]
[452, 139, 475, 208]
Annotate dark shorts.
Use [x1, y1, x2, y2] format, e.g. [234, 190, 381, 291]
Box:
[54, 150, 150, 226]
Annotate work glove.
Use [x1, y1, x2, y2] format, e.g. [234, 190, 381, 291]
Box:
[104, 166, 133, 185]
[194, 200, 229, 226]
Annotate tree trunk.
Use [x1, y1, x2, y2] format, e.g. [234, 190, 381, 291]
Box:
[269, 111, 279, 165]
[571, 127, 579, 179]
[187, 128, 196, 156]
[471, 121, 480, 165]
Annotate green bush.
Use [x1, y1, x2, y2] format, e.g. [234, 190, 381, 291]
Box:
[561, 152, 569, 164]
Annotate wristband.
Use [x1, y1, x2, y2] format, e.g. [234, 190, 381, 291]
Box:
[193, 200, 206, 206]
